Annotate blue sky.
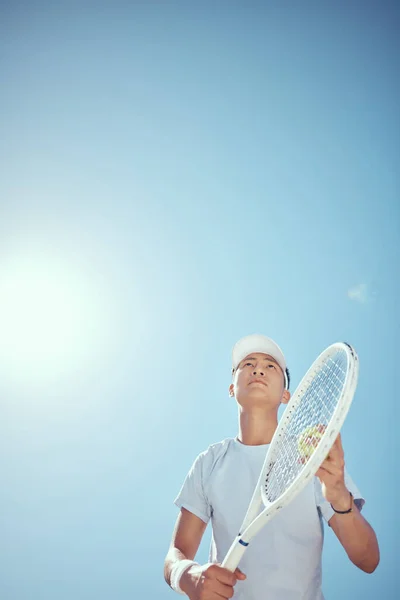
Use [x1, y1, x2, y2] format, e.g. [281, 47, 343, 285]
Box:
[0, 1, 398, 598]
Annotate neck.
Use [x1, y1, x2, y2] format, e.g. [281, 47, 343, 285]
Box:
[237, 407, 279, 445]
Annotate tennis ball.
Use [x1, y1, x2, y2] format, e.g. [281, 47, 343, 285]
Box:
[298, 426, 324, 460]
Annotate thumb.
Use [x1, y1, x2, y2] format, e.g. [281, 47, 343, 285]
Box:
[234, 568, 246, 580]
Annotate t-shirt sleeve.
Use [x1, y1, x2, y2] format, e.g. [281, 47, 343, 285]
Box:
[314, 469, 366, 523]
[174, 453, 212, 524]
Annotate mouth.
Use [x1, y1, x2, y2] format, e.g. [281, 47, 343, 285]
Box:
[249, 380, 267, 387]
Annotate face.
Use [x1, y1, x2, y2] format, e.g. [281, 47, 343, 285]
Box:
[229, 352, 290, 409]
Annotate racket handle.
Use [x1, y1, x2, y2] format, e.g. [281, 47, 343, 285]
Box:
[221, 537, 248, 572]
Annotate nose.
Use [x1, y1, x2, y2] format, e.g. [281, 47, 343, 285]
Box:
[253, 369, 265, 376]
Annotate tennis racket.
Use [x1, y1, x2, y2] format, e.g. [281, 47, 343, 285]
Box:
[222, 341, 359, 572]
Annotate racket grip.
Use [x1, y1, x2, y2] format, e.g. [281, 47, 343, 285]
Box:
[221, 537, 248, 572]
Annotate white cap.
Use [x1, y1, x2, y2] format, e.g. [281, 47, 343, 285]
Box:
[232, 334, 288, 388]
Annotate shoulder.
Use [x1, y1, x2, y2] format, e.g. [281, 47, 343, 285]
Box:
[204, 437, 234, 456]
[193, 438, 235, 474]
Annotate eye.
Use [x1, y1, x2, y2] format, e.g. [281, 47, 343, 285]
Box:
[245, 362, 254, 367]
[267, 364, 276, 369]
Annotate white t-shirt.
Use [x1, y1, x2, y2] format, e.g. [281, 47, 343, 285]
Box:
[174, 437, 364, 600]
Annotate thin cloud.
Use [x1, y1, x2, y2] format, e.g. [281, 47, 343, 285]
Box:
[348, 283, 369, 303]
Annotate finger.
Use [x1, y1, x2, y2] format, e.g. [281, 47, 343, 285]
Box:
[214, 566, 238, 586]
[316, 465, 345, 488]
[336, 433, 344, 452]
[234, 568, 246, 580]
[316, 465, 329, 478]
[316, 464, 338, 480]
[324, 446, 339, 462]
[315, 466, 330, 477]
[326, 435, 344, 457]
[211, 579, 237, 598]
[325, 444, 345, 468]
[316, 468, 337, 485]
[318, 458, 342, 476]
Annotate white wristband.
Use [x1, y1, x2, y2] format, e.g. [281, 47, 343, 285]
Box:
[170, 559, 198, 595]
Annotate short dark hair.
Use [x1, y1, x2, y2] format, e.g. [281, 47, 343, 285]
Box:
[285, 367, 291, 390]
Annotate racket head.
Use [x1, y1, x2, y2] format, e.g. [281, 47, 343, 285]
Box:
[260, 342, 359, 506]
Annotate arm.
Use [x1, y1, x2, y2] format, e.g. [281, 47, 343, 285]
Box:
[317, 435, 380, 573]
[164, 507, 246, 599]
[328, 497, 379, 573]
[164, 507, 207, 584]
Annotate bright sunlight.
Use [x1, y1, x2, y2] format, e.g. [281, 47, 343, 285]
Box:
[0, 254, 115, 389]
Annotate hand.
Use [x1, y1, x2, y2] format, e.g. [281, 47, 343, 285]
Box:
[316, 433, 349, 508]
[180, 562, 246, 600]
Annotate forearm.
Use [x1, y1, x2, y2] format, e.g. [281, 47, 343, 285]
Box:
[165, 508, 207, 594]
[330, 499, 380, 573]
[164, 546, 195, 587]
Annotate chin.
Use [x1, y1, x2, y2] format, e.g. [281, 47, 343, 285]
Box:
[238, 395, 275, 408]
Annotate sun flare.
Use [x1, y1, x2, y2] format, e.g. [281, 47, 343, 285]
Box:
[0, 256, 114, 388]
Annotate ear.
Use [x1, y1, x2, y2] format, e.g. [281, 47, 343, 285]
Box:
[281, 389, 291, 405]
[229, 383, 235, 397]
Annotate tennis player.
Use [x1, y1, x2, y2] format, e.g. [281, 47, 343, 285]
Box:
[164, 334, 380, 599]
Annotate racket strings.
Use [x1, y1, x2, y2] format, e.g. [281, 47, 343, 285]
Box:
[264, 350, 349, 502]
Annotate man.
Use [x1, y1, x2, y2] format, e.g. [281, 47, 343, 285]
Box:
[164, 334, 380, 599]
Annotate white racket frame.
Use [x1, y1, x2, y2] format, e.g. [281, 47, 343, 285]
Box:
[222, 342, 359, 572]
